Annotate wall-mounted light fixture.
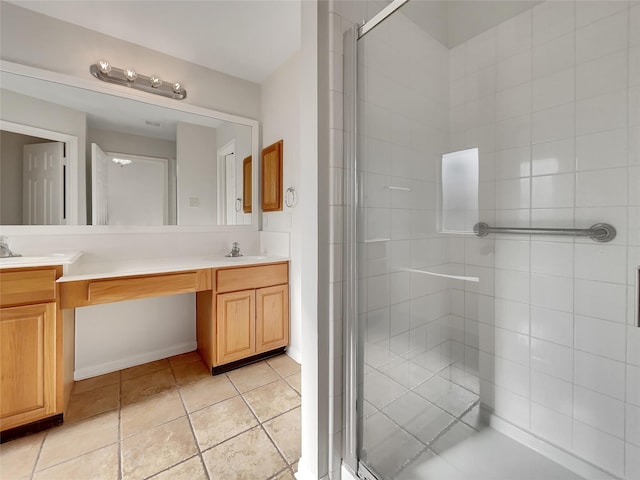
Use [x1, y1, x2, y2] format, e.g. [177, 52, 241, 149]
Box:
[112, 157, 133, 167]
[90, 60, 187, 100]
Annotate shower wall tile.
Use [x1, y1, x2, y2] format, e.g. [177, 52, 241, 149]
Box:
[574, 349, 626, 400]
[576, 50, 628, 100]
[531, 402, 573, 450]
[531, 138, 575, 176]
[497, 10, 532, 61]
[575, 11, 628, 64]
[531, 102, 575, 144]
[531, 274, 574, 312]
[627, 365, 640, 406]
[574, 315, 627, 361]
[626, 443, 640, 480]
[575, 90, 628, 136]
[576, 0, 629, 28]
[626, 403, 640, 446]
[531, 173, 575, 208]
[573, 420, 625, 477]
[576, 128, 628, 171]
[531, 241, 574, 277]
[574, 243, 627, 283]
[576, 168, 629, 207]
[574, 279, 627, 323]
[531, 306, 574, 347]
[532, 68, 575, 112]
[531, 371, 574, 416]
[533, 32, 576, 78]
[574, 386, 625, 438]
[533, 1, 575, 46]
[531, 338, 574, 382]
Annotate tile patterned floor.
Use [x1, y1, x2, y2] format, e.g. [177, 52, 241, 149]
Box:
[0, 352, 301, 480]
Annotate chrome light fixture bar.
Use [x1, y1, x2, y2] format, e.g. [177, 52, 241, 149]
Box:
[90, 60, 187, 100]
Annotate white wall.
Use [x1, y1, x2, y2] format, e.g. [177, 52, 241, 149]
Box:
[0, 4, 267, 379]
[261, 51, 303, 363]
[176, 122, 217, 225]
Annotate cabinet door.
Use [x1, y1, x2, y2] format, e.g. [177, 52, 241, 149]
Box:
[256, 284, 289, 354]
[216, 290, 255, 365]
[0, 303, 56, 430]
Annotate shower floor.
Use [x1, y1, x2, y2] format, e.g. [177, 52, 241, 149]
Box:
[361, 349, 585, 480]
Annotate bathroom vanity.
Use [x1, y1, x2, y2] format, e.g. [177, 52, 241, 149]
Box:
[0, 255, 289, 439]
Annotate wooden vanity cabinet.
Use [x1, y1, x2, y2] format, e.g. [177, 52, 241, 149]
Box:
[0, 267, 63, 434]
[210, 262, 289, 371]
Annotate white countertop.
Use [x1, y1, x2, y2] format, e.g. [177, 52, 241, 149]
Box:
[0, 251, 83, 269]
[57, 255, 289, 282]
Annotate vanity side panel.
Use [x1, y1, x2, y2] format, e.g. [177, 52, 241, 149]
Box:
[196, 289, 215, 370]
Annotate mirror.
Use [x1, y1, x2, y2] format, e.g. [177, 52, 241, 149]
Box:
[0, 62, 259, 227]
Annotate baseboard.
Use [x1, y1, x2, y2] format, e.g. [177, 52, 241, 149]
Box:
[73, 341, 197, 380]
[341, 463, 359, 480]
[295, 457, 330, 480]
[287, 345, 302, 365]
[489, 414, 621, 480]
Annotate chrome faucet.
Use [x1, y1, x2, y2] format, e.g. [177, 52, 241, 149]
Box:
[0, 236, 21, 258]
[225, 242, 242, 258]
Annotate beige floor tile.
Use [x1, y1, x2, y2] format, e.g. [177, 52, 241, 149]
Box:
[179, 375, 238, 413]
[226, 361, 280, 393]
[272, 469, 296, 480]
[243, 379, 301, 422]
[202, 426, 286, 480]
[285, 372, 301, 394]
[171, 357, 211, 385]
[0, 431, 45, 478]
[36, 411, 119, 471]
[190, 396, 258, 450]
[73, 371, 120, 395]
[121, 416, 197, 480]
[149, 456, 208, 480]
[267, 354, 301, 377]
[121, 368, 176, 405]
[120, 389, 186, 438]
[264, 407, 301, 464]
[33, 443, 118, 480]
[168, 351, 202, 366]
[65, 383, 119, 422]
[121, 359, 171, 381]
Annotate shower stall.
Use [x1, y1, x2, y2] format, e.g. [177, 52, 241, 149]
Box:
[343, 1, 639, 479]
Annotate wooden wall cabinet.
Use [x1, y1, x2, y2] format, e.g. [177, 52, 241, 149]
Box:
[242, 155, 252, 213]
[261, 140, 283, 212]
[0, 267, 62, 433]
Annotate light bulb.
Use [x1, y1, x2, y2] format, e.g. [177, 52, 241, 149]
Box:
[124, 68, 137, 81]
[172, 82, 182, 93]
[150, 76, 162, 88]
[97, 59, 111, 74]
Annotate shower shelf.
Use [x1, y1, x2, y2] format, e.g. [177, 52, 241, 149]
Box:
[400, 268, 479, 283]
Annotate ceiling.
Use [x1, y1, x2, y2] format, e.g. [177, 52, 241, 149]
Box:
[7, 0, 301, 84]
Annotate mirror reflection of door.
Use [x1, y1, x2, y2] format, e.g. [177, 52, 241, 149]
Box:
[91, 143, 169, 226]
[23, 141, 65, 225]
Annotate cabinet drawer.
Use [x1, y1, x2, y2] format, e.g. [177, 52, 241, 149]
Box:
[216, 263, 288, 293]
[0, 268, 58, 307]
[60, 270, 211, 308]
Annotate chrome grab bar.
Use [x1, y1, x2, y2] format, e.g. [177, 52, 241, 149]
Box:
[473, 222, 616, 243]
